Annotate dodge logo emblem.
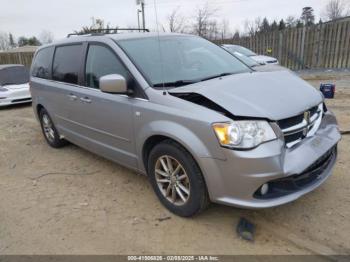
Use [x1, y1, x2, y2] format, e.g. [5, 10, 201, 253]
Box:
[304, 111, 311, 124]
[303, 111, 311, 137]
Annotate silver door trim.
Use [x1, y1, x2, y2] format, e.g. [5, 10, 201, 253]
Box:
[56, 115, 131, 142]
[33, 78, 150, 101]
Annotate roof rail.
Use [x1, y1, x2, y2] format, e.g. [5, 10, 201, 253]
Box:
[67, 28, 150, 38]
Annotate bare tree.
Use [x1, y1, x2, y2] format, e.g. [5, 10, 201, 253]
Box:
[286, 15, 297, 27]
[254, 17, 263, 32]
[220, 19, 230, 40]
[0, 32, 10, 51]
[323, 0, 349, 21]
[192, 3, 217, 38]
[39, 30, 54, 44]
[75, 17, 114, 34]
[167, 8, 187, 33]
[244, 20, 256, 36]
[243, 17, 263, 36]
[207, 20, 220, 40]
[243, 17, 261, 36]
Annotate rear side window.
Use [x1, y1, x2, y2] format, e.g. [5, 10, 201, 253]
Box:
[31, 47, 54, 79]
[85, 44, 129, 89]
[52, 45, 82, 85]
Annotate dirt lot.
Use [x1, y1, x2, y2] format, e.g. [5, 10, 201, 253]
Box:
[0, 72, 349, 255]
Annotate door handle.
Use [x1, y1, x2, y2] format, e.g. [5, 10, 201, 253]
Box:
[80, 97, 92, 103]
[67, 94, 78, 101]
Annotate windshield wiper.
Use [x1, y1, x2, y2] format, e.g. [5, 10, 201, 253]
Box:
[152, 72, 237, 88]
[199, 72, 235, 82]
[153, 80, 198, 88]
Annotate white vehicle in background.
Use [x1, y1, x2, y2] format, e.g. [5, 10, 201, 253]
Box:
[222, 44, 279, 65]
[228, 50, 287, 72]
[0, 64, 31, 107]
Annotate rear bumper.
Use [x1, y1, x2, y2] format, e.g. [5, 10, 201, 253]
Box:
[200, 111, 341, 209]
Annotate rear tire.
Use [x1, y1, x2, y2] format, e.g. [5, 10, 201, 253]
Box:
[39, 108, 67, 148]
[147, 140, 210, 217]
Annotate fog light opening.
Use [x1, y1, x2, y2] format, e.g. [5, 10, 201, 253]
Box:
[260, 183, 269, 195]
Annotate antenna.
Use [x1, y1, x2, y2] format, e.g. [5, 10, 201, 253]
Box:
[153, 0, 167, 95]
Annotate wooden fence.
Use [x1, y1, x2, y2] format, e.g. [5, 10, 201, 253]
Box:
[1, 17, 350, 70]
[0, 52, 34, 68]
[218, 16, 350, 70]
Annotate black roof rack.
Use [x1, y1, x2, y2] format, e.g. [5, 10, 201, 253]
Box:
[67, 28, 150, 38]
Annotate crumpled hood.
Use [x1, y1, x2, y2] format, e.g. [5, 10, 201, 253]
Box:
[251, 55, 278, 64]
[170, 71, 323, 121]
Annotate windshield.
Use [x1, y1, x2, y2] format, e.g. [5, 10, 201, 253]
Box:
[117, 36, 251, 87]
[0, 66, 29, 86]
[224, 45, 256, 57]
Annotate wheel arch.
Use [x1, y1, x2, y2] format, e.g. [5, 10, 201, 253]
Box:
[138, 120, 223, 173]
[36, 104, 44, 115]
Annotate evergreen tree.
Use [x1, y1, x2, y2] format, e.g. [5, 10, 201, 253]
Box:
[301, 7, 315, 26]
[278, 19, 286, 31]
[260, 18, 270, 33]
[271, 20, 278, 31]
[18, 36, 41, 47]
[9, 33, 16, 48]
[232, 30, 240, 40]
[296, 19, 304, 28]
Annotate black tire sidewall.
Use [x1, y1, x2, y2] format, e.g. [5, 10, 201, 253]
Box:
[148, 141, 208, 217]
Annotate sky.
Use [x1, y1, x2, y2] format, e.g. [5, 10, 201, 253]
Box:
[0, 0, 332, 40]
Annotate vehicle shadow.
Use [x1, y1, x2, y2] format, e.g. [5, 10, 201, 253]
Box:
[0, 102, 32, 110]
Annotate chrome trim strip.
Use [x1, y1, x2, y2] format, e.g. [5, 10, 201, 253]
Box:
[282, 113, 320, 135]
[306, 104, 324, 138]
[284, 103, 323, 148]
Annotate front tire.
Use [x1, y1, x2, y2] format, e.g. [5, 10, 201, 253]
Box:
[147, 140, 209, 217]
[39, 108, 67, 148]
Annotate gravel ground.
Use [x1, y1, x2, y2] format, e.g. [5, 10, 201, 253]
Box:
[0, 73, 349, 255]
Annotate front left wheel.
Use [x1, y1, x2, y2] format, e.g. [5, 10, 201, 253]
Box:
[147, 140, 210, 217]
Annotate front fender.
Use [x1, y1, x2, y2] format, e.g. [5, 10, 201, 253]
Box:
[136, 120, 226, 172]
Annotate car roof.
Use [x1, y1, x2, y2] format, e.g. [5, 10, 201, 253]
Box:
[36, 32, 194, 52]
[110, 32, 189, 40]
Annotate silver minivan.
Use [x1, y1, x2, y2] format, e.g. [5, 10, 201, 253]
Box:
[30, 32, 341, 217]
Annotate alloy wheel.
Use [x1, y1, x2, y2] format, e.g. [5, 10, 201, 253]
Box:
[155, 155, 190, 206]
[42, 114, 55, 142]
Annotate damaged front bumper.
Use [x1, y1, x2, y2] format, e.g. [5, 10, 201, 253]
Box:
[199, 111, 341, 209]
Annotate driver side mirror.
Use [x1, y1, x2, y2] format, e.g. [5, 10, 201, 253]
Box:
[100, 74, 127, 94]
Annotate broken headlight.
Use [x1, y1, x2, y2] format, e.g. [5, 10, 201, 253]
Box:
[212, 121, 277, 149]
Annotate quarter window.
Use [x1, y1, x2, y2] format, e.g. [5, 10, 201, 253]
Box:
[52, 45, 82, 85]
[85, 44, 129, 89]
[31, 47, 54, 79]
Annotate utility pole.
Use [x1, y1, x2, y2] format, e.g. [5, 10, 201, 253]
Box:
[141, 1, 146, 30]
[136, 0, 146, 30]
[137, 9, 141, 30]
